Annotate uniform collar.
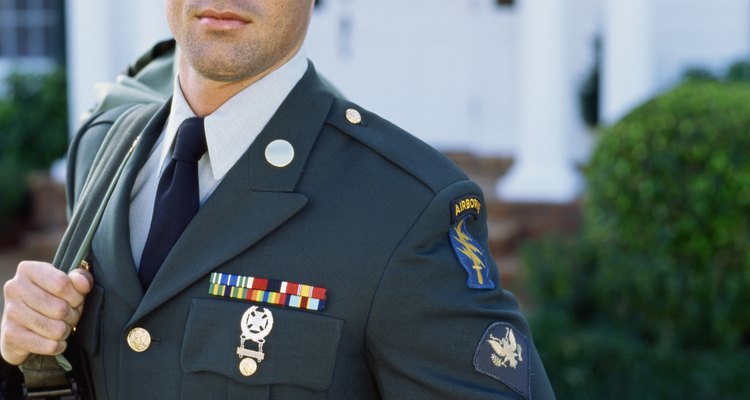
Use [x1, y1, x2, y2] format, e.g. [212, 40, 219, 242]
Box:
[160, 48, 309, 180]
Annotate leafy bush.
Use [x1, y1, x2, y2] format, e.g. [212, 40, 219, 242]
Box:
[586, 81, 750, 349]
[0, 69, 68, 229]
[524, 237, 750, 399]
[726, 60, 750, 83]
[523, 80, 750, 398]
[681, 66, 718, 82]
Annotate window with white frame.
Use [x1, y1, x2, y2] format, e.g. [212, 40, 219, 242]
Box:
[0, 0, 64, 61]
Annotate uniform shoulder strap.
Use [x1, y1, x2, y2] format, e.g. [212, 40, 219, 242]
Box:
[54, 101, 161, 271]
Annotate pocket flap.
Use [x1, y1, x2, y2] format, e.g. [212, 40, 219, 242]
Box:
[181, 298, 343, 391]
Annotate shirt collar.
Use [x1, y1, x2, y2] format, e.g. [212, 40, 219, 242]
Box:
[161, 48, 309, 180]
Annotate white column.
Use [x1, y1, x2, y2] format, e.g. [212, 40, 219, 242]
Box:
[496, 0, 581, 203]
[65, 0, 170, 135]
[601, 0, 654, 125]
[65, 0, 116, 133]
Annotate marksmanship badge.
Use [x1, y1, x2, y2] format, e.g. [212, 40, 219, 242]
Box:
[474, 322, 531, 400]
[236, 306, 274, 377]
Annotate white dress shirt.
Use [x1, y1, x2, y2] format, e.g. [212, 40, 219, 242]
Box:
[128, 49, 308, 267]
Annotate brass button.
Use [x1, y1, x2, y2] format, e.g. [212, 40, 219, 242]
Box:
[345, 108, 362, 125]
[127, 327, 151, 352]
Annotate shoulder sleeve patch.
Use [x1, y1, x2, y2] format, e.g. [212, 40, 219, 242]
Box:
[449, 194, 494, 290]
[449, 218, 495, 290]
[450, 195, 481, 225]
[474, 322, 531, 400]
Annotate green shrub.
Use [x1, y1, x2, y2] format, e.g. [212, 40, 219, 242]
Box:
[529, 303, 750, 399]
[523, 80, 750, 398]
[0, 69, 68, 229]
[681, 66, 718, 82]
[586, 81, 750, 349]
[726, 60, 750, 83]
[523, 235, 598, 321]
[524, 237, 750, 399]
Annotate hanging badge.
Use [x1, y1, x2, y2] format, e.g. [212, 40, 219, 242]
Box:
[236, 306, 274, 377]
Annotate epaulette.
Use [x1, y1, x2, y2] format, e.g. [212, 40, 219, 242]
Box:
[325, 97, 467, 194]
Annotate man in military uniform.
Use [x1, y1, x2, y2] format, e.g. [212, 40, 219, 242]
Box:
[1, 1, 555, 398]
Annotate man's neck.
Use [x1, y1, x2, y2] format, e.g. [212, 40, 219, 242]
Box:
[176, 63, 255, 117]
[176, 49, 301, 117]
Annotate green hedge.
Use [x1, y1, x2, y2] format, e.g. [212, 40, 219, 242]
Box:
[586, 81, 750, 349]
[0, 69, 68, 229]
[524, 236, 750, 399]
[524, 80, 750, 398]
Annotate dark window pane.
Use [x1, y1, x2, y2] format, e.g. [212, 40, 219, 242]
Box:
[16, 0, 31, 11]
[43, 24, 60, 58]
[0, 25, 11, 57]
[17, 24, 29, 56]
[28, 26, 43, 56]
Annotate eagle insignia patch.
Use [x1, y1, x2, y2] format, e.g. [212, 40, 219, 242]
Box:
[488, 327, 523, 368]
[474, 322, 531, 400]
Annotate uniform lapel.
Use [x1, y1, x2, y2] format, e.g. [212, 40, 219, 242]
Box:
[92, 101, 171, 310]
[133, 65, 335, 321]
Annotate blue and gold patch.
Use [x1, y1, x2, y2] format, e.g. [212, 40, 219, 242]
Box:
[474, 322, 531, 400]
[449, 214, 495, 290]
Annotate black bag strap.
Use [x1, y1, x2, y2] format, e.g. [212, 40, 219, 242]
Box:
[19, 101, 161, 399]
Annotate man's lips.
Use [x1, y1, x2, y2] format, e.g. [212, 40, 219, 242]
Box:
[196, 10, 249, 29]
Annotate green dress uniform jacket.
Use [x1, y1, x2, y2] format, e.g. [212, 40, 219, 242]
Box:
[62, 64, 555, 400]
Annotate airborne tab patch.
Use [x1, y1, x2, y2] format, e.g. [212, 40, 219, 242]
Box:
[474, 322, 531, 400]
[450, 195, 482, 225]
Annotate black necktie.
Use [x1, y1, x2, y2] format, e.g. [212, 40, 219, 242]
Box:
[139, 117, 207, 289]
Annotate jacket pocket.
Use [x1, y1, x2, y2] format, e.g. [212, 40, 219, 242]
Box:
[181, 297, 344, 398]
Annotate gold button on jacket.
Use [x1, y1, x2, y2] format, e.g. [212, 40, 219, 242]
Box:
[126, 327, 151, 352]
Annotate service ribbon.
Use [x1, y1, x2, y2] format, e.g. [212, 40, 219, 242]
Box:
[208, 272, 327, 312]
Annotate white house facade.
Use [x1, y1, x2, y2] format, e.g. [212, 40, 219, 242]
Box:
[64, 0, 750, 202]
